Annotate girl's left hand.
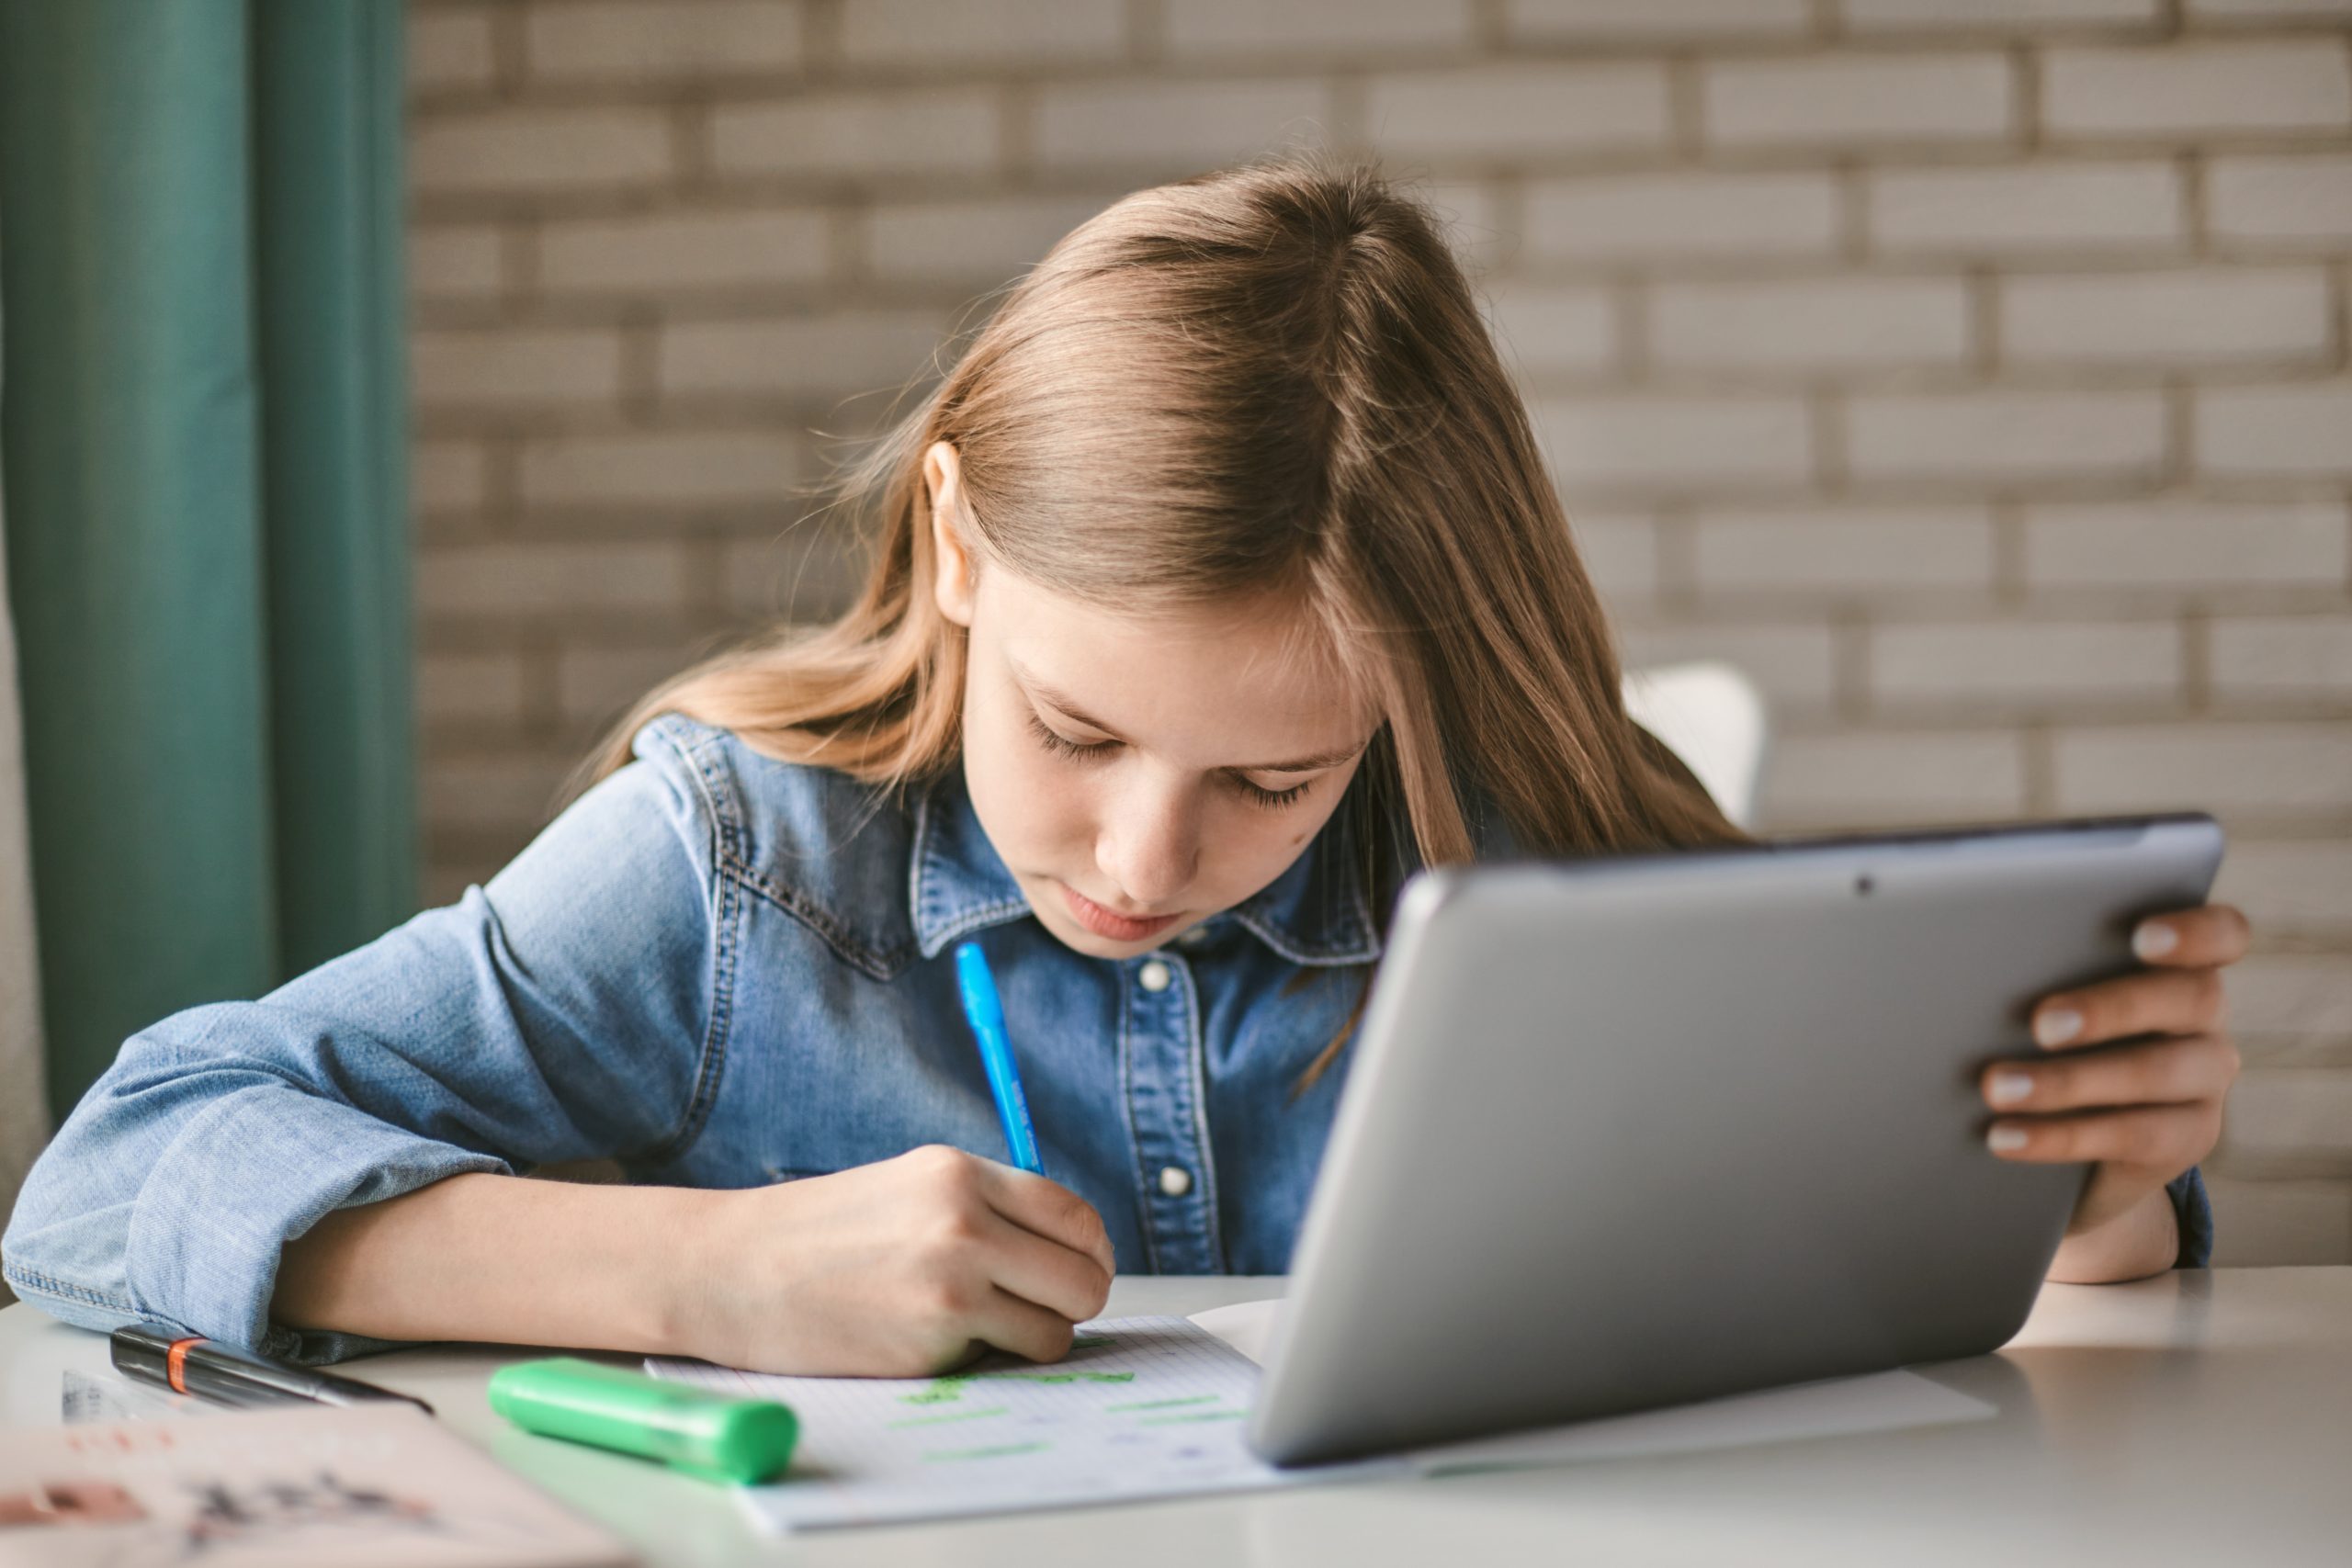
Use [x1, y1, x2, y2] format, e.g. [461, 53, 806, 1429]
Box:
[1980, 903, 2250, 1275]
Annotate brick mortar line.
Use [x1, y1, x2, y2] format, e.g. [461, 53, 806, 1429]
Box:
[405, 150, 2352, 227]
[411, 26, 2352, 108]
[412, 250, 2352, 289]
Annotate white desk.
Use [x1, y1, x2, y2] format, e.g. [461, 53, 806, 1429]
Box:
[6, 1269, 2350, 1566]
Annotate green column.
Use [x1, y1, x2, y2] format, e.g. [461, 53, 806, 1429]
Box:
[254, 0, 416, 975]
[0, 0, 279, 1122]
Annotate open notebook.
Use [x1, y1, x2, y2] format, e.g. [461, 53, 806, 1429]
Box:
[645, 1299, 1997, 1532]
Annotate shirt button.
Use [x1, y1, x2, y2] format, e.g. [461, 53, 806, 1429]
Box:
[1138, 960, 1172, 992]
[1158, 1165, 1193, 1198]
[1178, 925, 1210, 948]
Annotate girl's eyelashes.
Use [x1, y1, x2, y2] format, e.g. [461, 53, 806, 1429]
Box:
[1023, 708, 1314, 808]
[1237, 778, 1311, 810]
[1024, 709, 1114, 762]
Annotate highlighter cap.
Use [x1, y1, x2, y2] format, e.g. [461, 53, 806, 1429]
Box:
[489, 1357, 797, 1483]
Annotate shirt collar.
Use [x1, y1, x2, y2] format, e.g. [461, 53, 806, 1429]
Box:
[908, 764, 1382, 966]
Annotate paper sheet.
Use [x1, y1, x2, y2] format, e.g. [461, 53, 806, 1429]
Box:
[649, 1301, 1999, 1531]
[646, 1317, 1400, 1532]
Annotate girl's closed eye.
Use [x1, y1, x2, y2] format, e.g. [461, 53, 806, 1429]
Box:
[1023, 707, 1311, 808]
[1023, 708, 1114, 762]
[1233, 776, 1310, 810]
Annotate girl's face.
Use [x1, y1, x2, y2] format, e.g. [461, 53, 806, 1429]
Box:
[926, 442, 1376, 959]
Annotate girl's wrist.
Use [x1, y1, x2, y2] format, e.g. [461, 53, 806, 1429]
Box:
[637, 1183, 736, 1359]
[2046, 1185, 2178, 1284]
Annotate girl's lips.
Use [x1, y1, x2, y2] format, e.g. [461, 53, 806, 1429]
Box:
[1059, 882, 1181, 942]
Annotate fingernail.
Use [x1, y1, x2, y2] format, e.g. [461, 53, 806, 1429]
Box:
[1988, 1072, 2033, 1105]
[1987, 1125, 2030, 1154]
[2034, 1009, 2083, 1048]
[2132, 921, 2178, 961]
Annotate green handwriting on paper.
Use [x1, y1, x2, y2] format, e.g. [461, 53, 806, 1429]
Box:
[899, 1375, 978, 1405]
[1070, 1336, 1114, 1349]
[1105, 1393, 1218, 1413]
[887, 1404, 1010, 1428]
[923, 1440, 1050, 1462]
[1138, 1409, 1248, 1426]
[899, 1368, 1136, 1406]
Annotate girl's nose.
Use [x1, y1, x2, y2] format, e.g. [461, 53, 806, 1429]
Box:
[1096, 793, 1199, 911]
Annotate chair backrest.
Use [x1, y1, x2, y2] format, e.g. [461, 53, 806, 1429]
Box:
[1620, 660, 1770, 830]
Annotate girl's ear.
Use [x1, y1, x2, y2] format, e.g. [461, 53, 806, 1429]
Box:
[924, 440, 978, 628]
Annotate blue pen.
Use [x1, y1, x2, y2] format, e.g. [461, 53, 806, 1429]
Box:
[954, 940, 1043, 1173]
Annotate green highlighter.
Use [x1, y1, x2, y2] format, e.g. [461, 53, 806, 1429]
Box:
[488, 1358, 797, 1484]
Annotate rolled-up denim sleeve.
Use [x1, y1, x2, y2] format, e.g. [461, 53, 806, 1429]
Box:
[2166, 1165, 2214, 1269]
[2, 718, 724, 1364]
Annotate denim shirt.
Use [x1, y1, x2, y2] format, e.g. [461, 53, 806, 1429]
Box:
[3, 712, 2213, 1366]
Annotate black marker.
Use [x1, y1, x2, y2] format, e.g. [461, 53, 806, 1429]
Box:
[109, 1323, 435, 1416]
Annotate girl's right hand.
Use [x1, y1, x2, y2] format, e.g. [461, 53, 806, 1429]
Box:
[668, 1144, 1115, 1377]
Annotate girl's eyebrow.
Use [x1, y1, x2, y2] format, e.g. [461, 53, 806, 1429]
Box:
[1011, 662, 1371, 773]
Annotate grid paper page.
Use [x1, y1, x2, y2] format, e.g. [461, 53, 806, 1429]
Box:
[645, 1315, 1397, 1531]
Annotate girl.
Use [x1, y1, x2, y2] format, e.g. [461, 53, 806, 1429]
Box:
[3, 156, 2246, 1378]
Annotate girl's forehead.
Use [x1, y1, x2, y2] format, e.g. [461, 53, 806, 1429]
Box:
[983, 570, 1374, 749]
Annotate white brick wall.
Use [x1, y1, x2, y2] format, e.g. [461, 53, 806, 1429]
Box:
[1702, 53, 2017, 149]
[1649, 277, 1971, 372]
[1871, 618, 2184, 706]
[864, 193, 1113, 286]
[711, 89, 1002, 178]
[2041, 41, 2352, 138]
[1844, 0, 2164, 28]
[839, 0, 1125, 68]
[515, 430, 803, 509]
[1528, 394, 1814, 491]
[1165, 0, 1474, 58]
[406, 0, 2352, 1261]
[657, 309, 953, 400]
[2199, 381, 2352, 477]
[2052, 722, 2352, 816]
[1847, 389, 2169, 484]
[1689, 507, 1997, 597]
[2208, 153, 2352, 242]
[1507, 0, 1811, 41]
[412, 107, 673, 194]
[1484, 284, 1619, 375]
[2023, 498, 2350, 590]
[413, 327, 626, 410]
[1999, 268, 2334, 364]
[1364, 63, 1668, 158]
[524, 1, 805, 83]
[1869, 162, 2187, 254]
[1523, 172, 1842, 262]
[537, 210, 832, 297]
[1765, 730, 2029, 825]
[2210, 615, 2352, 696]
[1031, 78, 1333, 171]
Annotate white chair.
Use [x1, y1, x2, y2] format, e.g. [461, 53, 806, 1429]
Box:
[1621, 660, 1769, 830]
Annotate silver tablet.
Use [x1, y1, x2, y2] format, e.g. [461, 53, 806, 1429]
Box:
[1250, 813, 2224, 1466]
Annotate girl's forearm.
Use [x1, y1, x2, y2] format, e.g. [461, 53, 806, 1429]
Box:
[271, 1171, 711, 1354]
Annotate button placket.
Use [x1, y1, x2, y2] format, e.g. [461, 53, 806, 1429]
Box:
[1119, 950, 1221, 1273]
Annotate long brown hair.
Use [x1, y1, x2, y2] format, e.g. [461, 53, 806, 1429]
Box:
[572, 152, 1740, 1074]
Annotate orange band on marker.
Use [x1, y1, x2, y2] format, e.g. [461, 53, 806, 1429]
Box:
[164, 1336, 204, 1395]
